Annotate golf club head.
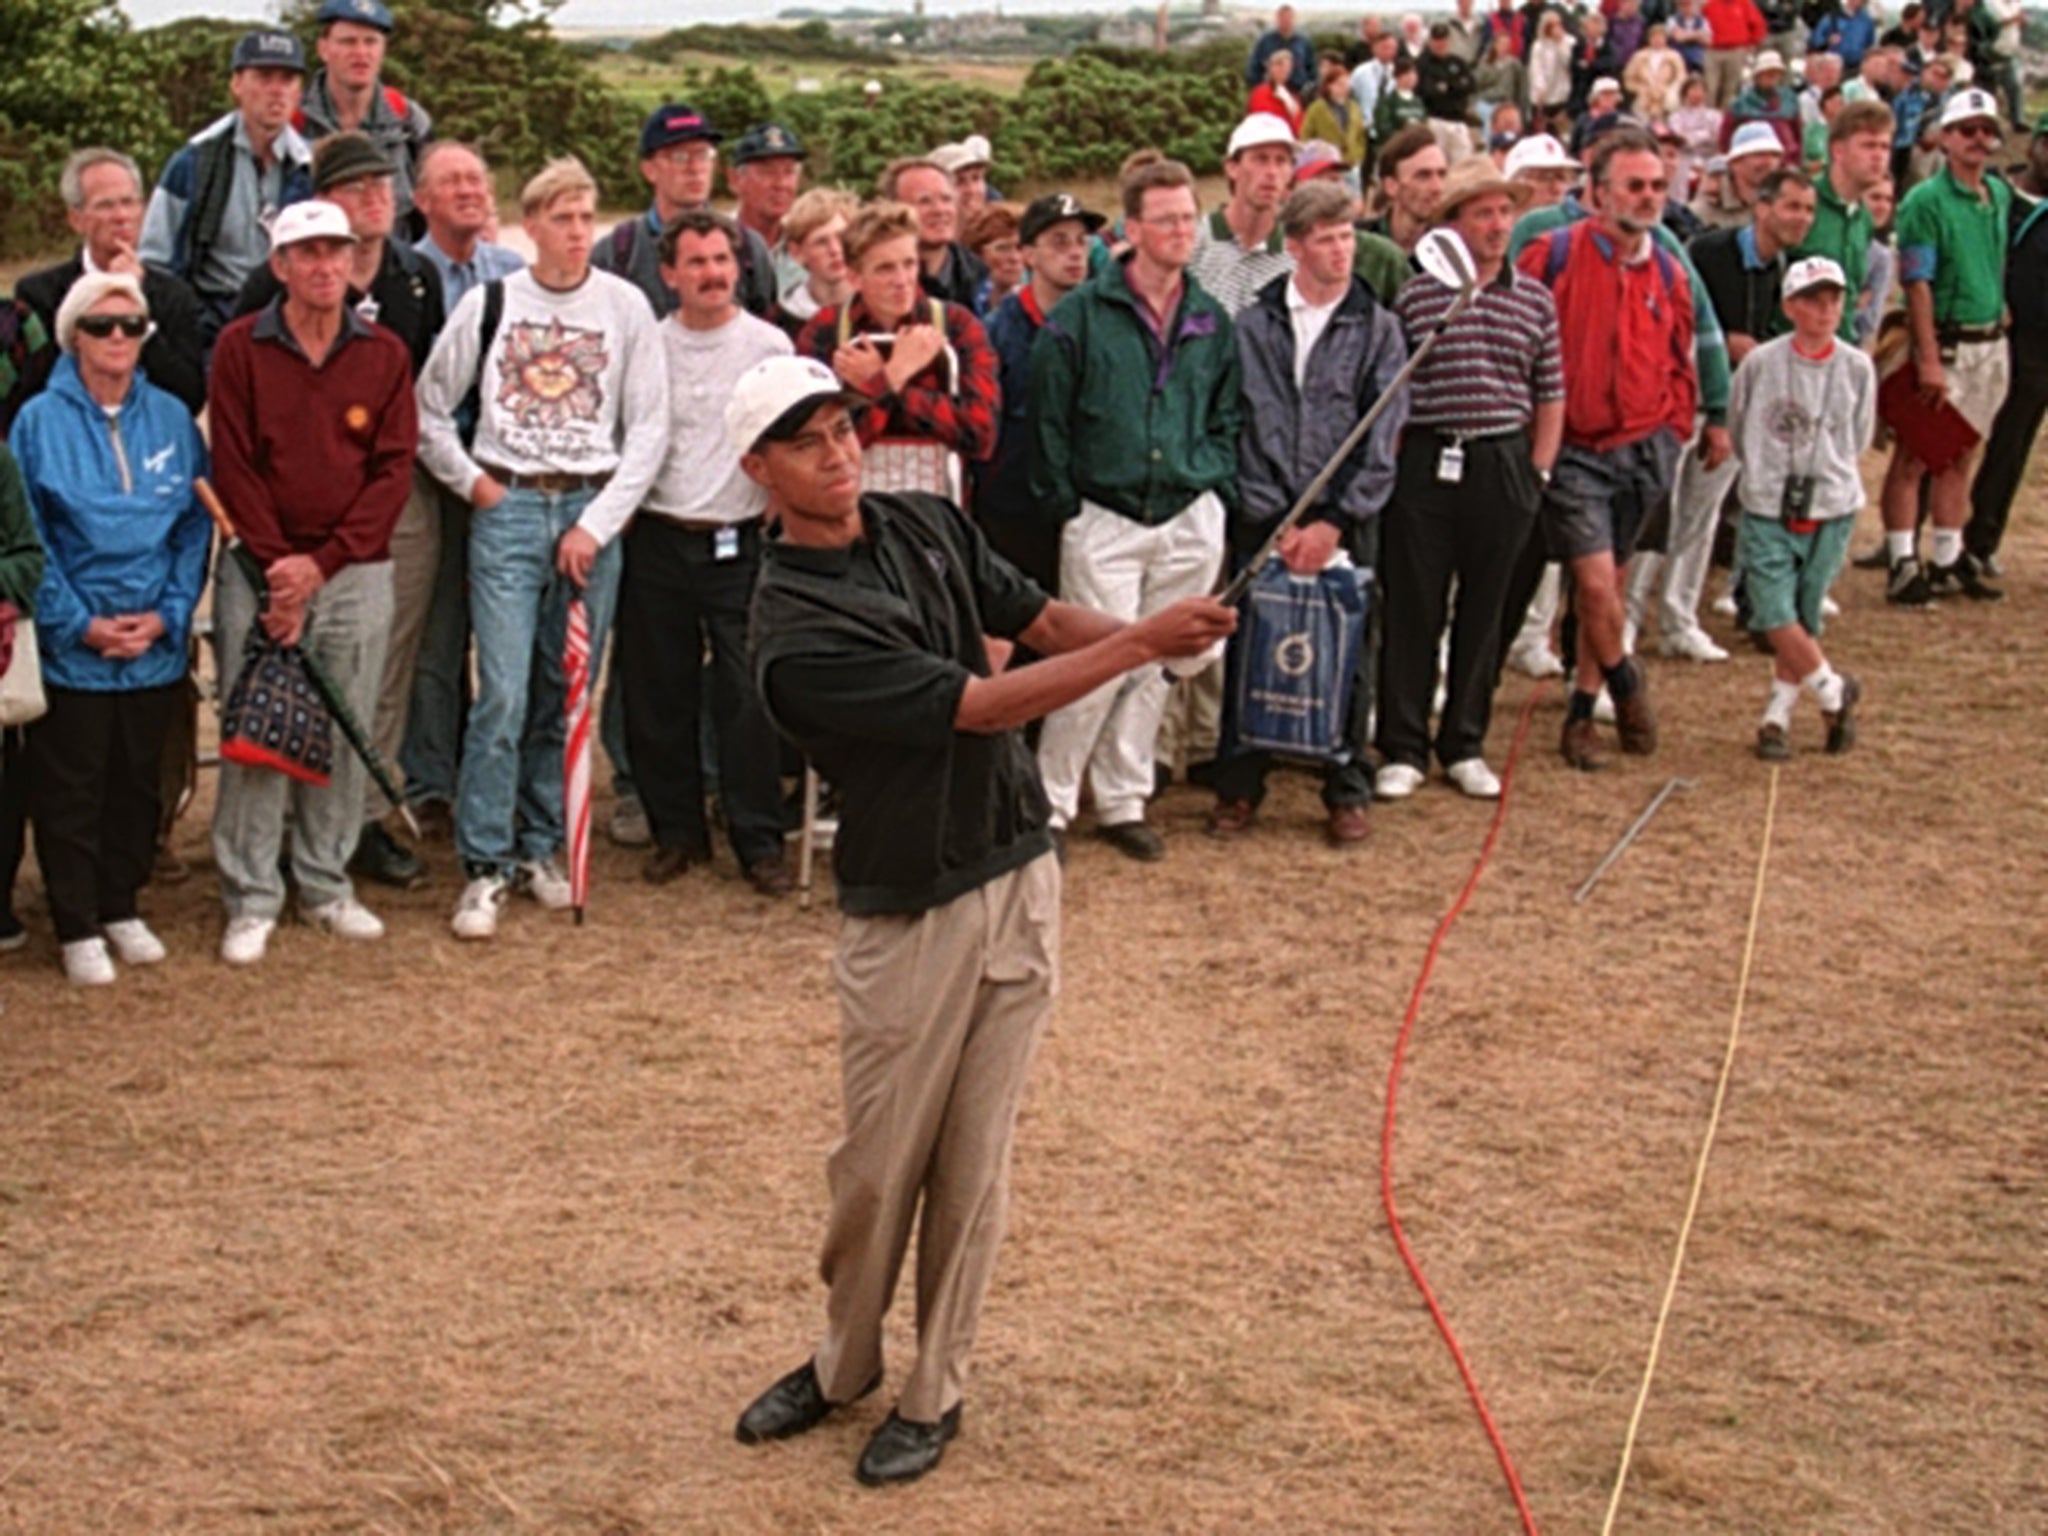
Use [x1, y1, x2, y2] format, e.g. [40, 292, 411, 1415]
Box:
[1416, 227, 1479, 293]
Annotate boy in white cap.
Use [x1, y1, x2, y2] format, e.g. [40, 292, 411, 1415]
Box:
[1729, 255, 1874, 758]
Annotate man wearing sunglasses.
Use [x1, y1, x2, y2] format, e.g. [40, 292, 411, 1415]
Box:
[1879, 88, 2013, 605]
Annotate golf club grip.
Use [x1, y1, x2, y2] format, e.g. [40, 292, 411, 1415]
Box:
[194, 476, 238, 543]
[1215, 285, 1479, 610]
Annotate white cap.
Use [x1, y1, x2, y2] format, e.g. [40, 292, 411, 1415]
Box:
[726, 356, 856, 456]
[1727, 121, 1787, 161]
[929, 142, 974, 175]
[269, 199, 357, 249]
[1752, 48, 1786, 75]
[1589, 76, 1622, 98]
[1503, 133, 1579, 176]
[1227, 112, 1298, 158]
[1783, 255, 1848, 297]
[1938, 87, 2000, 130]
[960, 133, 992, 166]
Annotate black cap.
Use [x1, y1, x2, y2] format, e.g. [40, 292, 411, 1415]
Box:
[312, 131, 395, 192]
[1019, 192, 1106, 245]
[640, 103, 721, 158]
[232, 28, 307, 73]
[731, 123, 808, 167]
[315, 0, 394, 31]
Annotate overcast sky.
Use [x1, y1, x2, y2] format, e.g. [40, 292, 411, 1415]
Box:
[117, 0, 1263, 28]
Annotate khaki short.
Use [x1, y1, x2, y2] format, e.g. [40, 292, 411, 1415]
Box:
[1947, 337, 2010, 440]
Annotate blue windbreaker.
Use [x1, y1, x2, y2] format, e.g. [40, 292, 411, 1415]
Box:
[7, 356, 209, 691]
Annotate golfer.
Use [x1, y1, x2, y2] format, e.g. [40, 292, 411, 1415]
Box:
[731, 355, 1234, 1487]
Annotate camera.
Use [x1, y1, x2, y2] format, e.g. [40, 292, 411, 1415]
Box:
[1781, 474, 1816, 524]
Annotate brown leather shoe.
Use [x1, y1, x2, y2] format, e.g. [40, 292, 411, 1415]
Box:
[1615, 667, 1658, 755]
[1205, 798, 1256, 837]
[744, 853, 795, 897]
[1561, 715, 1606, 771]
[1326, 803, 1370, 846]
[642, 845, 699, 885]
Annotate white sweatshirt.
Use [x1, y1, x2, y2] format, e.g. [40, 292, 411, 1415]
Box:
[416, 266, 670, 545]
[1728, 334, 1877, 522]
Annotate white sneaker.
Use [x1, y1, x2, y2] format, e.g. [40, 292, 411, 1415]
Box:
[1621, 620, 1640, 657]
[220, 916, 275, 967]
[1659, 627, 1730, 663]
[1593, 689, 1616, 725]
[61, 937, 116, 987]
[303, 897, 385, 942]
[452, 874, 509, 940]
[1445, 758, 1502, 799]
[516, 858, 573, 911]
[1710, 593, 1739, 617]
[1375, 763, 1426, 800]
[608, 794, 651, 848]
[102, 918, 167, 966]
[1820, 594, 1841, 618]
[1508, 643, 1565, 679]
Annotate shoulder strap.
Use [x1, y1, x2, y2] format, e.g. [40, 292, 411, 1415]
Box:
[455, 279, 505, 449]
[610, 219, 637, 269]
[480, 278, 505, 358]
[1543, 224, 1573, 286]
[384, 85, 410, 121]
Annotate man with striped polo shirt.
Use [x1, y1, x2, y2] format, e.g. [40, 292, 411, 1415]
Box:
[1377, 159, 1564, 800]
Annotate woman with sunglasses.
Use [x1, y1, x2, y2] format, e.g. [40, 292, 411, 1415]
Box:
[6, 272, 208, 985]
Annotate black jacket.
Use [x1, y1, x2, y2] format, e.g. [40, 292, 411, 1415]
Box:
[17, 258, 208, 417]
[1687, 226, 1789, 345]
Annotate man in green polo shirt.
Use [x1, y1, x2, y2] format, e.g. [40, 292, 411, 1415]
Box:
[1796, 98, 1889, 341]
[1879, 88, 2012, 605]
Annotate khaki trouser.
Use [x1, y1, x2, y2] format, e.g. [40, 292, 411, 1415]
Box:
[1704, 47, 1751, 109]
[363, 468, 443, 819]
[813, 852, 1061, 1424]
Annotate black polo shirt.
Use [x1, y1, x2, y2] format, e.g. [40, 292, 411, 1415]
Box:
[750, 491, 1052, 916]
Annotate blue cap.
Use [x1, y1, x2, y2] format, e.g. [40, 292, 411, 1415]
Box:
[316, 0, 395, 31]
[232, 28, 308, 73]
[731, 123, 808, 167]
[640, 103, 722, 158]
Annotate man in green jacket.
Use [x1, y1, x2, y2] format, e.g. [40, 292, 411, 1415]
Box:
[1030, 158, 1241, 862]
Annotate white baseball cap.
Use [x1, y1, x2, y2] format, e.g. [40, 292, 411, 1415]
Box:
[1727, 121, 1787, 161]
[1227, 112, 1298, 158]
[1783, 255, 1847, 297]
[1503, 133, 1579, 176]
[726, 356, 858, 456]
[1589, 76, 1623, 98]
[1752, 48, 1787, 75]
[269, 199, 357, 249]
[1938, 87, 2001, 131]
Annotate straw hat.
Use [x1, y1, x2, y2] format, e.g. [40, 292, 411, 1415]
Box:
[1433, 158, 1532, 222]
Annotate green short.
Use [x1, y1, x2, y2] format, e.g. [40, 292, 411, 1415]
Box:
[1738, 513, 1855, 637]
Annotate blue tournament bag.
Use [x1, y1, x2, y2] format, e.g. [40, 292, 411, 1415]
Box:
[1232, 556, 1369, 760]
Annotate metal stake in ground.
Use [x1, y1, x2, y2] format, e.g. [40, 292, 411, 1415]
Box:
[1572, 777, 1699, 904]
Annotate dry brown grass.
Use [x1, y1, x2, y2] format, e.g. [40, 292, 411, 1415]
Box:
[2, 465, 2045, 1533]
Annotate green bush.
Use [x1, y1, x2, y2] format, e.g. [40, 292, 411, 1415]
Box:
[779, 78, 1009, 194]
[631, 20, 895, 67]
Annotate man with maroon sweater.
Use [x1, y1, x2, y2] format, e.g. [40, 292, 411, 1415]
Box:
[1518, 128, 1711, 771]
[208, 200, 417, 966]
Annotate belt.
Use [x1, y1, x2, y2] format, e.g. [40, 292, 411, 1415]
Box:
[654, 515, 758, 535]
[479, 463, 614, 494]
[1942, 323, 2007, 344]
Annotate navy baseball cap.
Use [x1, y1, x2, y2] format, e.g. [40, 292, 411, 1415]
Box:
[232, 28, 307, 73]
[1020, 192, 1106, 244]
[640, 103, 722, 158]
[731, 123, 808, 167]
[315, 0, 394, 31]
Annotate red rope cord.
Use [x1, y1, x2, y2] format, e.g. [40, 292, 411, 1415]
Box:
[1379, 682, 1548, 1536]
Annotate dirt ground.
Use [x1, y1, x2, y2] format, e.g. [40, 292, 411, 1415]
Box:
[1, 464, 2044, 1533]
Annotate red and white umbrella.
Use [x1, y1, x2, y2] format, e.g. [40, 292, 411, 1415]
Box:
[564, 596, 593, 925]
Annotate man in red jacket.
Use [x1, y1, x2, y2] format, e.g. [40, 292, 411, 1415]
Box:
[1518, 128, 1716, 770]
[1702, 0, 1767, 106]
[208, 199, 417, 966]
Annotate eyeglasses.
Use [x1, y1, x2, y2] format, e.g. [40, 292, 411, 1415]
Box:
[76, 314, 151, 340]
[1952, 123, 2002, 142]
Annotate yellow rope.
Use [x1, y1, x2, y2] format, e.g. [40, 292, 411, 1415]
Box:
[1600, 765, 1780, 1536]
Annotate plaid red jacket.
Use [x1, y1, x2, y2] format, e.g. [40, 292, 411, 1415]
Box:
[796, 295, 999, 463]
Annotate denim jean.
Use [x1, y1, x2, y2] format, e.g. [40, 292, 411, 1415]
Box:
[212, 555, 394, 919]
[400, 490, 469, 808]
[455, 487, 622, 874]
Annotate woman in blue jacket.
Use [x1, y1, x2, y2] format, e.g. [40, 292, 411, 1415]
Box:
[8, 272, 208, 986]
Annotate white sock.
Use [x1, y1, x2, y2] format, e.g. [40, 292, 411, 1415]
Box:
[1886, 529, 1917, 563]
[1802, 663, 1843, 713]
[1930, 527, 1962, 567]
[1764, 679, 1801, 729]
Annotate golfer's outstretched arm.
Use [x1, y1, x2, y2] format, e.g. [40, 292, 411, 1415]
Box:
[953, 598, 1236, 735]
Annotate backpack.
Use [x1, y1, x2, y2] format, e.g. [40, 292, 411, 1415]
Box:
[455, 279, 505, 450]
[1540, 222, 1683, 297]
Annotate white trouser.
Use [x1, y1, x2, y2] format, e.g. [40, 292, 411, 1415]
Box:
[1513, 564, 1562, 656]
[1626, 433, 1740, 640]
[1037, 494, 1225, 828]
